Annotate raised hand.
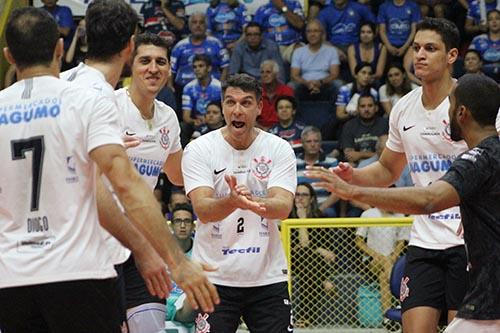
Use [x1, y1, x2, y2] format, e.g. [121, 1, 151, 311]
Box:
[225, 174, 266, 214]
[331, 162, 354, 183]
[134, 245, 173, 299]
[304, 166, 354, 200]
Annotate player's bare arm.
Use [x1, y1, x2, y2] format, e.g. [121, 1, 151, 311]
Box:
[162, 149, 183, 186]
[96, 177, 172, 298]
[90, 143, 219, 312]
[307, 166, 460, 215]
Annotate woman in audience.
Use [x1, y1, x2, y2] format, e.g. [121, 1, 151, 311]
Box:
[469, 9, 500, 83]
[206, 0, 250, 52]
[378, 62, 418, 116]
[347, 22, 387, 83]
[64, 19, 88, 70]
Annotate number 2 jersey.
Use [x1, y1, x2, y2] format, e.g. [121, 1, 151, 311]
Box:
[182, 129, 297, 287]
[0, 76, 122, 288]
[386, 86, 468, 250]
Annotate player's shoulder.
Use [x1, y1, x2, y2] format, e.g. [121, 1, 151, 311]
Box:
[391, 86, 422, 113]
[186, 128, 221, 151]
[154, 98, 178, 119]
[258, 130, 293, 150]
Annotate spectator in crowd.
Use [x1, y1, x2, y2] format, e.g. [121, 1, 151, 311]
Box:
[379, 62, 419, 116]
[416, 0, 450, 18]
[269, 95, 305, 149]
[181, 54, 222, 146]
[469, 9, 500, 82]
[462, 49, 485, 75]
[64, 19, 87, 70]
[289, 183, 336, 327]
[378, 0, 421, 62]
[39, 0, 74, 51]
[206, 0, 251, 51]
[464, 0, 498, 36]
[340, 94, 389, 166]
[296, 126, 338, 204]
[290, 19, 340, 102]
[259, 59, 294, 129]
[140, 0, 186, 48]
[192, 101, 225, 139]
[170, 13, 229, 91]
[347, 22, 387, 83]
[254, 0, 305, 63]
[355, 207, 409, 313]
[229, 22, 285, 82]
[318, 0, 376, 60]
[165, 203, 197, 332]
[336, 62, 379, 122]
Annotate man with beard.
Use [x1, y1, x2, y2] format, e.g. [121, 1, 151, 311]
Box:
[340, 94, 388, 166]
[313, 18, 469, 333]
[306, 73, 500, 333]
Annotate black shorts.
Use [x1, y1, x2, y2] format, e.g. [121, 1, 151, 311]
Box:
[401, 245, 468, 314]
[0, 279, 120, 333]
[122, 254, 165, 309]
[195, 281, 293, 333]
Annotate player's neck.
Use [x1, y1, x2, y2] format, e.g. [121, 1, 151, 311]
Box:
[463, 125, 498, 150]
[421, 76, 454, 110]
[84, 58, 123, 89]
[128, 85, 155, 120]
[17, 64, 58, 81]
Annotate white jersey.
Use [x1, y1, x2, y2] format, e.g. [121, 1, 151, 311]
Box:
[61, 63, 130, 265]
[387, 87, 468, 250]
[182, 129, 297, 287]
[0, 76, 122, 288]
[115, 88, 182, 191]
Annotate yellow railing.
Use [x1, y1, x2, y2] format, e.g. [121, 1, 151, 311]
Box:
[280, 217, 413, 329]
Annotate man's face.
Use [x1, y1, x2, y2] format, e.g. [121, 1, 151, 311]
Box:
[276, 99, 295, 123]
[171, 210, 194, 241]
[306, 21, 323, 46]
[193, 60, 211, 80]
[189, 14, 207, 38]
[42, 0, 57, 8]
[448, 86, 463, 142]
[464, 52, 482, 74]
[358, 96, 377, 121]
[260, 64, 276, 85]
[205, 104, 223, 128]
[302, 132, 321, 155]
[412, 30, 454, 82]
[222, 87, 262, 139]
[131, 44, 170, 96]
[245, 26, 262, 49]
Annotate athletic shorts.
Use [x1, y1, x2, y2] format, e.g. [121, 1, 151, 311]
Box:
[0, 279, 120, 333]
[444, 317, 500, 333]
[195, 281, 293, 333]
[123, 254, 165, 309]
[401, 245, 468, 314]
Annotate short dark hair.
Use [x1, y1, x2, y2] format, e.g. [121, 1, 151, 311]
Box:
[222, 74, 262, 100]
[171, 203, 194, 217]
[245, 22, 262, 34]
[464, 49, 482, 60]
[416, 18, 460, 52]
[275, 95, 297, 111]
[357, 92, 376, 106]
[207, 101, 222, 111]
[455, 74, 500, 127]
[193, 54, 212, 67]
[359, 21, 376, 35]
[5, 7, 59, 70]
[355, 62, 373, 75]
[133, 32, 170, 59]
[85, 0, 139, 61]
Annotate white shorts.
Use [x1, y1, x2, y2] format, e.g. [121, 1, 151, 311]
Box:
[444, 317, 500, 333]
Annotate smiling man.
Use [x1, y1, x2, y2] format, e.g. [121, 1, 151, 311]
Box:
[327, 18, 469, 333]
[182, 74, 297, 332]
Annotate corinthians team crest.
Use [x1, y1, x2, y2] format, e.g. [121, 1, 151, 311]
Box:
[252, 156, 272, 180]
[159, 127, 170, 150]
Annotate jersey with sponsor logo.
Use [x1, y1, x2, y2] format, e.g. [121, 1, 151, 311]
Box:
[182, 77, 222, 118]
[254, 0, 304, 46]
[377, 0, 421, 48]
[440, 136, 500, 320]
[61, 63, 130, 265]
[0, 76, 121, 288]
[115, 88, 182, 190]
[182, 129, 297, 287]
[207, 2, 251, 47]
[386, 87, 468, 249]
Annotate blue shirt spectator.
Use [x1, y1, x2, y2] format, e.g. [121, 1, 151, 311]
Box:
[377, 0, 421, 49]
[40, 0, 74, 50]
[318, 0, 376, 48]
[206, 0, 251, 49]
[469, 33, 500, 82]
[182, 77, 222, 118]
[254, 0, 305, 46]
[140, 0, 186, 48]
